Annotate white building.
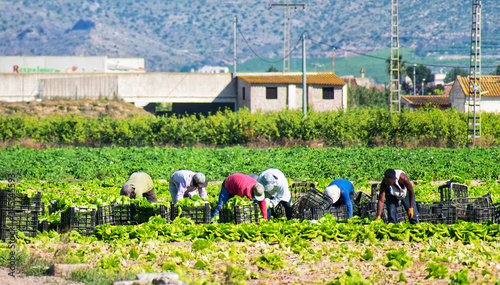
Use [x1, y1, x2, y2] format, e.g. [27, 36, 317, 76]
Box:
[0, 56, 145, 74]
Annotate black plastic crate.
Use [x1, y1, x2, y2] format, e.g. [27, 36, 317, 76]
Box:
[473, 207, 496, 224]
[171, 203, 211, 224]
[418, 203, 461, 225]
[97, 205, 115, 226]
[270, 203, 287, 219]
[157, 204, 170, 223]
[114, 204, 132, 225]
[355, 202, 377, 219]
[312, 205, 349, 221]
[353, 191, 371, 205]
[38, 220, 50, 233]
[0, 190, 43, 213]
[0, 209, 38, 240]
[61, 207, 97, 236]
[220, 204, 260, 225]
[494, 203, 500, 224]
[131, 204, 157, 224]
[292, 188, 332, 212]
[439, 182, 469, 202]
[451, 193, 493, 208]
[114, 203, 169, 225]
[290, 182, 317, 202]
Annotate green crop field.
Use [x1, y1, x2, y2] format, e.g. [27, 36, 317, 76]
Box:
[1, 146, 500, 284]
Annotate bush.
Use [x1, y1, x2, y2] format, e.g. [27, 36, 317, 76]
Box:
[0, 107, 498, 147]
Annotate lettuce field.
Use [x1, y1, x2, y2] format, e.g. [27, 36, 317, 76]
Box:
[1, 146, 500, 284]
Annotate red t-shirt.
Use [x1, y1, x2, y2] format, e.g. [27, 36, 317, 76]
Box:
[224, 173, 267, 220]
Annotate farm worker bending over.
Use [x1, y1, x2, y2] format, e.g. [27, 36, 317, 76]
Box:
[257, 168, 293, 219]
[376, 169, 419, 224]
[211, 173, 267, 219]
[120, 172, 158, 203]
[324, 179, 355, 219]
[169, 170, 208, 204]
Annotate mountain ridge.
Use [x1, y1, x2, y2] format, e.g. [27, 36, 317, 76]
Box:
[1, 0, 499, 82]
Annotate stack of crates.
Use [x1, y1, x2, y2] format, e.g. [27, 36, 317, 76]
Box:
[220, 204, 260, 225]
[171, 202, 211, 224]
[451, 193, 494, 224]
[0, 190, 42, 240]
[418, 202, 467, 225]
[301, 204, 349, 221]
[439, 182, 469, 202]
[291, 182, 351, 221]
[291, 182, 333, 219]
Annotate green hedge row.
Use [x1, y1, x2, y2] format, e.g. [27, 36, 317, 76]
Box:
[1, 108, 500, 147]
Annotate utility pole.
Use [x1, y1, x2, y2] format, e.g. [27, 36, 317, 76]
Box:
[413, 64, 416, 95]
[233, 15, 237, 78]
[422, 78, 425, 95]
[467, 0, 482, 147]
[269, 1, 305, 73]
[389, 0, 400, 112]
[302, 33, 306, 118]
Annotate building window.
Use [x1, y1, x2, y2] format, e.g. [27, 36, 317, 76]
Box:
[242, 87, 246, 100]
[323, 87, 334, 99]
[266, 87, 278, 99]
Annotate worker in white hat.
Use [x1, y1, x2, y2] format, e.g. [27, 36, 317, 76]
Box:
[169, 170, 208, 204]
[257, 168, 292, 219]
[324, 179, 355, 218]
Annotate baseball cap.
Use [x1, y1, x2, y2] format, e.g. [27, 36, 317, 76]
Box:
[324, 185, 341, 204]
[193, 173, 207, 186]
[252, 183, 265, 201]
[258, 173, 276, 192]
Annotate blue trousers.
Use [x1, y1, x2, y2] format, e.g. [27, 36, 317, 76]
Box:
[385, 190, 419, 224]
[211, 186, 233, 218]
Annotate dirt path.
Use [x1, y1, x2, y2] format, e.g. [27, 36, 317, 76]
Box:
[0, 267, 84, 285]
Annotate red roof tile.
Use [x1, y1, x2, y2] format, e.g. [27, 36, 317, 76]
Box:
[456, 75, 500, 97]
[401, 95, 450, 106]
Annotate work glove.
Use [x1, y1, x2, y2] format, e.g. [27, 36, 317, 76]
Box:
[265, 198, 271, 208]
[408, 208, 414, 219]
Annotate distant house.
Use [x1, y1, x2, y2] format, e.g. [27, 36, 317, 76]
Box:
[236, 72, 347, 113]
[401, 95, 451, 110]
[449, 75, 500, 113]
[340, 68, 375, 88]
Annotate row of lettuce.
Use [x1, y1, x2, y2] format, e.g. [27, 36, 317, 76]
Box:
[1, 107, 500, 147]
[1, 146, 500, 181]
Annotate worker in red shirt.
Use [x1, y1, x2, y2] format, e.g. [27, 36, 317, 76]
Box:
[211, 173, 267, 220]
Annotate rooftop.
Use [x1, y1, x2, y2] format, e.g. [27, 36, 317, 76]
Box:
[401, 95, 450, 106]
[456, 75, 500, 97]
[238, 72, 346, 86]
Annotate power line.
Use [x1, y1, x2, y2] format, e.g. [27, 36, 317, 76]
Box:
[236, 27, 499, 70]
[236, 25, 303, 66]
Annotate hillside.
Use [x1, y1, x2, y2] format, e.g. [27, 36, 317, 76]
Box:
[1, 0, 499, 82]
